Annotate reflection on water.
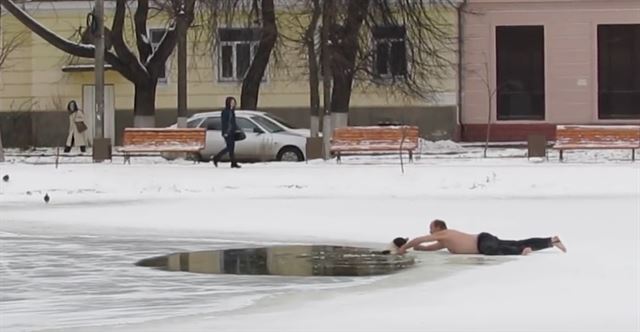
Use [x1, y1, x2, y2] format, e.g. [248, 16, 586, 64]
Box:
[136, 245, 415, 276]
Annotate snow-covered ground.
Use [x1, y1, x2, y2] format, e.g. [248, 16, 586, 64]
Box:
[1, 146, 639, 332]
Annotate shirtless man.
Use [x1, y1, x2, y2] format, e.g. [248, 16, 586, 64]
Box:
[396, 219, 567, 256]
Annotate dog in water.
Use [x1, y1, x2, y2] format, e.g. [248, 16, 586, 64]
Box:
[376, 237, 408, 255]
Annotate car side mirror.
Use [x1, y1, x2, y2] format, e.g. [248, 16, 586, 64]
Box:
[254, 127, 264, 134]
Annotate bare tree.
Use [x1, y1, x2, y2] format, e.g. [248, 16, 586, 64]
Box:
[321, 0, 335, 158]
[329, 0, 370, 129]
[357, 1, 458, 99]
[281, 0, 458, 160]
[466, 54, 504, 158]
[479, 61, 497, 158]
[0, 0, 196, 127]
[198, 0, 278, 110]
[241, 0, 277, 109]
[276, 0, 324, 139]
[304, 0, 321, 137]
[0, 6, 25, 70]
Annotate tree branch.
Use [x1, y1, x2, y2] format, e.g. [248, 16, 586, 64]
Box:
[112, 0, 147, 80]
[147, 24, 176, 79]
[147, 0, 195, 79]
[241, 0, 277, 109]
[1, 0, 134, 82]
[1, 0, 95, 58]
[134, 0, 152, 62]
[0, 30, 25, 69]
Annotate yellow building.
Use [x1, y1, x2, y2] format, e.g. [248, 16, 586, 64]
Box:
[0, 1, 459, 147]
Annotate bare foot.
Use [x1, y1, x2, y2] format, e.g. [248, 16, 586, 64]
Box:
[552, 236, 567, 253]
[521, 247, 532, 255]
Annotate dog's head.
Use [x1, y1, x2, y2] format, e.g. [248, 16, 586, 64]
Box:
[383, 237, 408, 254]
[393, 237, 408, 248]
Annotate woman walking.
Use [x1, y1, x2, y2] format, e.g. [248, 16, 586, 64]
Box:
[212, 96, 242, 168]
[64, 100, 88, 153]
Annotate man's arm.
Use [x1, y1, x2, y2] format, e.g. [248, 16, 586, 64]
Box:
[414, 242, 445, 251]
[398, 234, 442, 254]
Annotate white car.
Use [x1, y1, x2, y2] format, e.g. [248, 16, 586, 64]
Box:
[179, 110, 310, 162]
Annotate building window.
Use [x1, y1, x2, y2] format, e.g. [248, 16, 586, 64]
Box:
[149, 28, 168, 83]
[598, 24, 640, 119]
[372, 26, 407, 78]
[496, 26, 545, 120]
[218, 28, 261, 81]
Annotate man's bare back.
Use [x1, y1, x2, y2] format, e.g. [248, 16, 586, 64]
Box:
[433, 230, 479, 254]
[397, 229, 479, 254]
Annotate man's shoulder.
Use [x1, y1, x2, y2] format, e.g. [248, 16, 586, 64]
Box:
[439, 229, 461, 237]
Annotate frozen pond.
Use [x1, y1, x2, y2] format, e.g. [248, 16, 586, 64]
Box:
[0, 230, 380, 331]
[0, 226, 506, 331]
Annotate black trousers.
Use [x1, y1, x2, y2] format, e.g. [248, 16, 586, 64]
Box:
[477, 232, 552, 255]
[214, 136, 236, 163]
[64, 136, 86, 152]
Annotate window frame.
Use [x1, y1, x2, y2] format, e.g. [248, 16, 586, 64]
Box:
[236, 116, 264, 133]
[217, 28, 264, 82]
[495, 25, 546, 121]
[372, 25, 408, 79]
[597, 24, 640, 120]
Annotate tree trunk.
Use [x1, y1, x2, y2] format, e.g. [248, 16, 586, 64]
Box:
[329, 0, 369, 129]
[330, 72, 352, 129]
[306, 0, 321, 137]
[240, 0, 277, 110]
[321, 0, 335, 159]
[133, 83, 157, 127]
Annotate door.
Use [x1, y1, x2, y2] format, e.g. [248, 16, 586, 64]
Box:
[199, 116, 226, 160]
[235, 117, 268, 160]
[83, 85, 115, 145]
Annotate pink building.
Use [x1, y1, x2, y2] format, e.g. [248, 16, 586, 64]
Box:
[460, 0, 640, 141]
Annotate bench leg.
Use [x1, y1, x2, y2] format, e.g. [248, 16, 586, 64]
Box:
[336, 153, 341, 164]
[124, 153, 131, 165]
[409, 150, 413, 163]
[559, 150, 563, 162]
[633, 149, 636, 162]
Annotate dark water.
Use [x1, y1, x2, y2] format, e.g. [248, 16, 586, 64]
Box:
[136, 245, 415, 276]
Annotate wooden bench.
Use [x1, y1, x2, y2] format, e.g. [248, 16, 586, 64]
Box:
[553, 125, 640, 161]
[330, 126, 420, 163]
[119, 128, 206, 164]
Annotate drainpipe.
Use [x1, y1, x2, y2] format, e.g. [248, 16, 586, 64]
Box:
[457, 0, 467, 142]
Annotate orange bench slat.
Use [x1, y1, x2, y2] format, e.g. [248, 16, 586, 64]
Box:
[121, 128, 206, 152]
[554, 125, 640, 149]
[330, 126, 420, 153]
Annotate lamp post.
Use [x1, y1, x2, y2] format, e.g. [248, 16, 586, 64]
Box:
[92, 0, 111, 161]
[177, 5, 187, 128]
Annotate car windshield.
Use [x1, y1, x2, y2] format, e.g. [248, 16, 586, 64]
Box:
[263, 114, 296, 129]
[187, 118, 203, 128]
[251, 116, 284, 133]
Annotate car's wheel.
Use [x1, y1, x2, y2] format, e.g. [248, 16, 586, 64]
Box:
[277, 146, 304, 162]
